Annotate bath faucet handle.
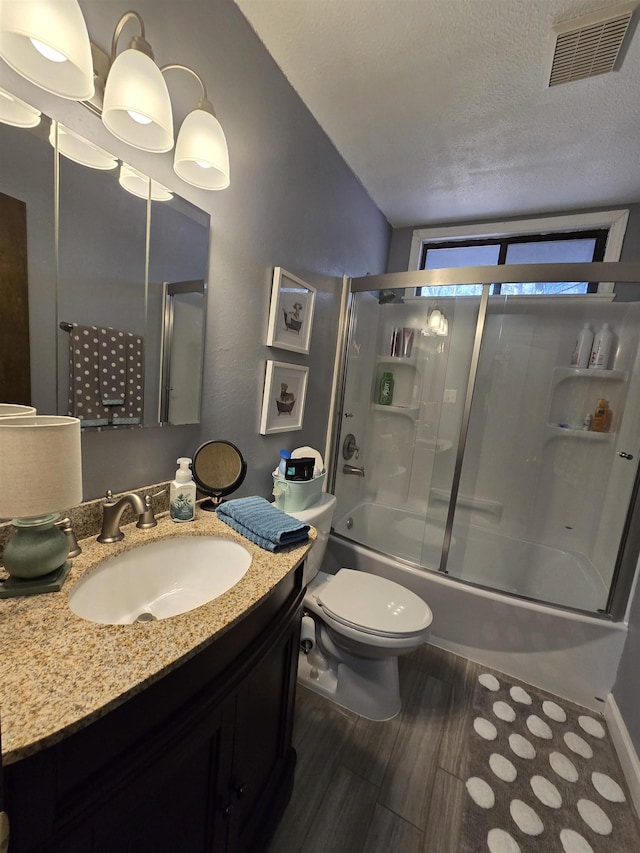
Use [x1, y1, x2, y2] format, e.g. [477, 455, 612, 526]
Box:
[136, 490, 165, 529]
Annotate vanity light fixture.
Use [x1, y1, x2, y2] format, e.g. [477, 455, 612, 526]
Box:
[0, 87, 41, 128]
[163, 64, 230, 190]
[49, 121, 118, 171]
[0, 415, 83, 596]
[101, 11, 173, 154]
[0, 0, 94, 100]
[119, 162, 173, 201]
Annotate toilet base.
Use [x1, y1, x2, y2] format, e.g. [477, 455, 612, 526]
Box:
[297, 648, 401, 721]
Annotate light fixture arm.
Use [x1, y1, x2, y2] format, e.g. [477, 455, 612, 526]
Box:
[161, 63, 215, 115]
[111, 10, 153, 61]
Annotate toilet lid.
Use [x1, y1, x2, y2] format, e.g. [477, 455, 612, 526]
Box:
[318, 569, 432, 637]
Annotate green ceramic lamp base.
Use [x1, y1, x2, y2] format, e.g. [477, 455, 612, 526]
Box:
[2, 513, 69, 580]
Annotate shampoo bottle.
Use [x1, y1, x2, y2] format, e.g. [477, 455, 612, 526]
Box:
[570, 324, 594, 368]
[589, 323, 613, 369]
[591, 399, 612, 433]
[378, 371, 394, 405]
[170, 457, 196, 522]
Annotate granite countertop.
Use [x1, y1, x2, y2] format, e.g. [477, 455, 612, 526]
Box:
[0, 511, 313, 765]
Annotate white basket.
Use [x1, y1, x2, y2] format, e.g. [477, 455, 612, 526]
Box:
[272, 471, 326, 512]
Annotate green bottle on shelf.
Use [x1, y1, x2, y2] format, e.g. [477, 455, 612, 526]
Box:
[378, 371, 394, 405]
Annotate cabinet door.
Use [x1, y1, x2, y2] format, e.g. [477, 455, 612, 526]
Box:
[230, 605, 301, 853]
[91, 697, 235, 853]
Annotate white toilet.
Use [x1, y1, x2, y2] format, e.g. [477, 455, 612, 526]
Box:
[287, 493, 433, 721]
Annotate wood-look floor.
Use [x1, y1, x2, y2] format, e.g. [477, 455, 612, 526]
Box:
[267, 644, 639, 853]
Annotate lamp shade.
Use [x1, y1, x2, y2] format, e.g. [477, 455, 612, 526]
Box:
[119, 163, 173, 201]
[174, 108, 230, 189]
[0, 0, 94, 100]
[0, 404, 36, 417]
[102, 48, 174, 153]
[0, 416, 82, 518]
[50, 122, 118, 171]
[0, 87, 41, 128]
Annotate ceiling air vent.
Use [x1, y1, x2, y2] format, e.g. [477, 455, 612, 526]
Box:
[548, 2, 637, 86]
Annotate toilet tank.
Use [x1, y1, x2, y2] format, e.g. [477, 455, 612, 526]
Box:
[286, 493, 336, 586]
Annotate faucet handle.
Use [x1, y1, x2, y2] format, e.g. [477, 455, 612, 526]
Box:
[136, 494, 158, 529]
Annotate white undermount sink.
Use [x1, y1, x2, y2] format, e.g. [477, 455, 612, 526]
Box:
[68, 536, 252, 625]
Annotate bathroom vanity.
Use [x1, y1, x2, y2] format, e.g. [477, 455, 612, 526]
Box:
[0, 514, 312, 852]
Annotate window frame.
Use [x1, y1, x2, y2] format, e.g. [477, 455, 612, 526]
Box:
[408, 209, 629, 295]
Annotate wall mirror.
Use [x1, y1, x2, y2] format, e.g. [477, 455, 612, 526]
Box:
[0, 107, 210, 428]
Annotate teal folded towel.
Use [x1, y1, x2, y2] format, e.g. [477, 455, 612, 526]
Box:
[216, 496, 309, 552]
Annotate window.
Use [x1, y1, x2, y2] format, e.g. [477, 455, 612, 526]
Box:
[409, 210, 629, 298]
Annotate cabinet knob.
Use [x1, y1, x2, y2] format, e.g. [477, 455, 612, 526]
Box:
[222, 802, 233, 818]
[235, 782, 247, 798]
[618, 452, 634, 460]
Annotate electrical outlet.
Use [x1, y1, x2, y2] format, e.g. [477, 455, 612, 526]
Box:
[444, 388, 457, 404]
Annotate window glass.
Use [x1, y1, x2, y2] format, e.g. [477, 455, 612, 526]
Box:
[501, 238, 598, 295]
[418, 231, 605, 297]
[505, 238, 597, 264]
[424, 244, 500, 269]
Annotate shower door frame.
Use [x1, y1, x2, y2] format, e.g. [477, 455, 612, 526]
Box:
[329, 261, 640, 619]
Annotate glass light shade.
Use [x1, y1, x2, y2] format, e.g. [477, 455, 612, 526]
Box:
[0, 416, 82, 518]
[0, 87, 41, 127]
[428, 310, 442, 329]
[49, 122, 118, 170]
[119, 163, 173, 201]
[174, 109, 230, 190]
[0, 0, 94, 100]
[102, 49, 174, 153]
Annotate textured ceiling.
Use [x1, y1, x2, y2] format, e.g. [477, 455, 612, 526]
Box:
[235, 0, 640, 227]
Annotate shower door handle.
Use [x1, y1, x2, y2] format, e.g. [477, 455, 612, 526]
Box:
[618, 452, 634, 460]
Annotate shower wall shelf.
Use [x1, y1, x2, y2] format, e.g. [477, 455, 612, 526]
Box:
[547, 365, 627, 438]
[376, 355, 419, 366]
[374, 356, 421, 412]
[372, 403, 420, 419]
[545, 425, 615, 441]
[552, 367, 627, 382]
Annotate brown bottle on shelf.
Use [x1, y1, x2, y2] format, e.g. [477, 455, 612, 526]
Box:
[591, 398, 612, 432]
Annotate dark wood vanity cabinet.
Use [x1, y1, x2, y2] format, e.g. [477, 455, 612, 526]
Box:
[4, 566, 304, 853]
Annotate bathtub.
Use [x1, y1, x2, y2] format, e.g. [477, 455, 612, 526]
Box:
[327, 501, 627, 711]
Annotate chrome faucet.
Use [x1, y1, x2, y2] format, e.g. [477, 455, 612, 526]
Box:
[343, 463, 365, 477]
[97, 490, 154, 543]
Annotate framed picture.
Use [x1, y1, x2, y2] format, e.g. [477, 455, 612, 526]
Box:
[266, 267, 316, 354]
[260, 360, 309, 435]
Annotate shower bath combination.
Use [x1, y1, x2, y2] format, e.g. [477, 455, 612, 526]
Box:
[327, 262, 640, 709]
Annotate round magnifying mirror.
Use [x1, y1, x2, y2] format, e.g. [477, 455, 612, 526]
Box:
[192, 440, 247, 511]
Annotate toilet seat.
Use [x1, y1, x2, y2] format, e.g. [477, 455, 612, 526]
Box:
[318, 569, 432, 639]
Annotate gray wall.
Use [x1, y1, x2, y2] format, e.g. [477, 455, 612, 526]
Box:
[2, 0, 390, 499]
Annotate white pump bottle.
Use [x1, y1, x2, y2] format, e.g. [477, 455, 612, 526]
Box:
[170, 457, 196, 522]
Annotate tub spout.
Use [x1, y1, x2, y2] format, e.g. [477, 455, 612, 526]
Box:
[343, 463, 365, 477]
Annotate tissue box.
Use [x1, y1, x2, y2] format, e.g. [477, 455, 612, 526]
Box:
[272, 471, 326, 512]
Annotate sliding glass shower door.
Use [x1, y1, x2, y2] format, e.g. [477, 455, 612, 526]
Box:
[332, 286, 484, 569]
[331, 264, 640, 616]
[446, 296, 640, 611]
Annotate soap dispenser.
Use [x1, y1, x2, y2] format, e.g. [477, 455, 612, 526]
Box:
[170, 457, 196, 522]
